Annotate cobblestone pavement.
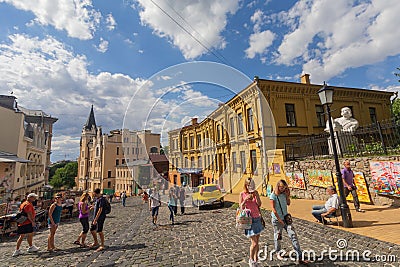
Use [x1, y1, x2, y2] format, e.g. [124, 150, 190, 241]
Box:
[0, 197, 399, 267]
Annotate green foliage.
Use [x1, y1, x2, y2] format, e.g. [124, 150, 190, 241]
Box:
[395, 67, 400, 82]
[49, 161, 69, 180]
[49, 162, 77, 189]
[392, 98, 400, 117]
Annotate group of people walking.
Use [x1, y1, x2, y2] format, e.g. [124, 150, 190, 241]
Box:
[240, 160, 365, 266]
[12, 188, 108, 257]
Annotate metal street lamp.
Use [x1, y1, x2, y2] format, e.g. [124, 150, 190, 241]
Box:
[317, 82, 353, 228]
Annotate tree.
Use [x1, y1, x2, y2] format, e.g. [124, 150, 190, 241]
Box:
[393, 68, 400, 117]
[49, 162, 77, 189]
[395, 67, 400, 82]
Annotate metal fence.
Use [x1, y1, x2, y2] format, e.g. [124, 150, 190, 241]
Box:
[285, 117, 400, 161]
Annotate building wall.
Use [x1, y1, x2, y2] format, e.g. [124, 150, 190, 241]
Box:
[168, 76, 393, 193]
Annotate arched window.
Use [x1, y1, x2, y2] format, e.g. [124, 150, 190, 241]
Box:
[150, 147, 158, 154]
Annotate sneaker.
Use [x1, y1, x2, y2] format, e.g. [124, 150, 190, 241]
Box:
[27, 245, 40, 252]
[356, 208, 365, 212]
[12, 249, 21, 257]
[248, 258, 256, 267]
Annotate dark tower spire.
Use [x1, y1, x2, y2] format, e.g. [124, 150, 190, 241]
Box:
[84, 105, 97, 131]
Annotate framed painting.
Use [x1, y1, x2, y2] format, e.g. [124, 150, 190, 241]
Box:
[307, 169, 333, 188]
[370, 161, 400, 198]
[286, 172, 306, 189]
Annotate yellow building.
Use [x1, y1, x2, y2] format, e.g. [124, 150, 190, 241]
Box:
[76, 106, 161, 194]
[0, 95, 57, 198]
[168, 74, 392, 193]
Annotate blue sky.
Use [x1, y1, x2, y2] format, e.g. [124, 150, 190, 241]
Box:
[0, 0, 399, 162]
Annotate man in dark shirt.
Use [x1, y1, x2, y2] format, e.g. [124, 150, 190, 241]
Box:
[341, 160, 365, 212]
[90, 188, 106, 251]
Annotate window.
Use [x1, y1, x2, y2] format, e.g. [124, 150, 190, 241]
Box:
[116, 147, 119, 155]
[126, 148, 129, 155]
[238, 113, 244, 134]
[240, 151, 246, 174]
[232, 152, 237, 172]
[122, 159, 125, 164]
[96, 147, 99, 157]
[230, 117, 235, 137]
[116, 159, 119, 166]
[184, 137, 188, 149]
[191, 156, 195, 168]
[316, 105, 325, 127]
[285, 104, 296, 127]
[190, 135, 194, 148]
[150, 147, 158, 153]
[250, 150, 257, 174]
[197, 134, 201, 147]
[217, 125, 221, 141]
[369, 107, 377, 123]
[247, 108, 254, 131]
[198, 156, 202, 168]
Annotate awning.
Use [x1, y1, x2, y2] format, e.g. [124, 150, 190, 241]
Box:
[0, 152, 31, 163]
[177, 168, 203, 174]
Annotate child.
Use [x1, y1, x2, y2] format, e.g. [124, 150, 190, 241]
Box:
[142, 191, 149, 204]
[47, 193, 63, 252]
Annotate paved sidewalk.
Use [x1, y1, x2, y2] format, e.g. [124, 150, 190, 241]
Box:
[225, 193, 400, 245]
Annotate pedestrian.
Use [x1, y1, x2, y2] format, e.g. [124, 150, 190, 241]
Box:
[270, 179, 309, 264]
[141, 191, 149, 204]
[179, 184, 186, 215]
[89, 189, 107, 252]
[65, 196, 75, 218]
[239, 178, 264, 267]
[121, 191, 127, 207]
[47, 193, 63, 252]
[172, 186, 178, 215]
[342, 160, 365, 212]
[149, 187, 161, 226]
[12, 193, 40, 257]
[74, 192, 91, 247]
[109, 193, 113, 203]
[167, 188, 176, 225]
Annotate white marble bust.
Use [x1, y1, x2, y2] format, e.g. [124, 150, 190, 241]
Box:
[327, 107, 359, 132]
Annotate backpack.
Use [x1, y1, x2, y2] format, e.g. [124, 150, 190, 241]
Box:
[15, 203, 28, 224]
[103, 198, 111, 214]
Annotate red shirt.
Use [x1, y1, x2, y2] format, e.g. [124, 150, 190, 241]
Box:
[19, 201, 35, 226]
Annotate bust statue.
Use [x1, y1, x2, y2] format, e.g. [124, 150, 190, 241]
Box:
[326, 107, 359, 132]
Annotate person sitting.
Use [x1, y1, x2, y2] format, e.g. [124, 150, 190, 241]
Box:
[311, 186, 339, 224]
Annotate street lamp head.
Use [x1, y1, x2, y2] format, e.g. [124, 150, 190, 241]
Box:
[317, 81, 334, 105]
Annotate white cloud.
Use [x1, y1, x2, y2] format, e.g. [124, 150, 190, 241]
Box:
[105, 13, 116, 31]
[135, 0, 240, 59]
[272, 0, 400, 83]
[0, 34, 218, 161]
[0, 0, 101, 40]
[245, 30, 275, 59]
[95, 38, 109, 53]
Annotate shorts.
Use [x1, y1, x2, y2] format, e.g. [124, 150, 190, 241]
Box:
[151, 206, 159, 217]
[17, 223, 34, 234]
[80, 217, 89, 233]
[245, 217, 264, 238]
[90, 217, 105, 233]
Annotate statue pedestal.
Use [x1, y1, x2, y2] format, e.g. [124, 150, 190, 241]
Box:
[327, 132, 358, 155]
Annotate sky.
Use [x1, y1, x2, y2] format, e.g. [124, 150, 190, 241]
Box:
[0, 0, 399, 162]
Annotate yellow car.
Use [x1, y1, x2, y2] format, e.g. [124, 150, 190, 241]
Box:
[192, 184, 224, 209]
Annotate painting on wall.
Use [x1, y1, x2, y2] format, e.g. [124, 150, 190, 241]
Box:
[286, 172, 306, 190]
[273, 163, 281, 174]
[307, 169, 334, 188]
[369, 161, 400, 198]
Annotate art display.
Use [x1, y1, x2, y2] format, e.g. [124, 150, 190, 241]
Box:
[273, 163, 281, 174]
[286, 172, 306, 189]
[307, 169, 333, 188]
[335, 171, 371, 203]
[369, 161, 400, 198]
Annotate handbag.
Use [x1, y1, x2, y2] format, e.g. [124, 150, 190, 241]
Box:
[257, 205, 266, 228]
[236, 208, 252, 230]
[15, 204, 28, 224]
[276, 196, 293, 225]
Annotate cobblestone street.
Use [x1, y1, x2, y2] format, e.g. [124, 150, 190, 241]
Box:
[0, 197, 399, 267]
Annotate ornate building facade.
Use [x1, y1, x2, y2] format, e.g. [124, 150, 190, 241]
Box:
[76, 106, 163, 194]
[168, 74, 393, 193]
[0, 95, 57, 199]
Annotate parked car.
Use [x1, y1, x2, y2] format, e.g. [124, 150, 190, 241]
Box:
[192, 184, 224, 209]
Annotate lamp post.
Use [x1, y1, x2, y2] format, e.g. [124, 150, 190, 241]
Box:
[317, 82, 353, 228]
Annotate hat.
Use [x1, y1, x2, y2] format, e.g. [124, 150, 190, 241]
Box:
[247, 178, 256, 193]
[27, 193, 38, 199]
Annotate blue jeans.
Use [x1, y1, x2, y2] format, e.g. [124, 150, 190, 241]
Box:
[122, 198, 126, 207]
[271, 217, 302, 258]
[311, 205, 328, 223]
[168, 205, 174, 223]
